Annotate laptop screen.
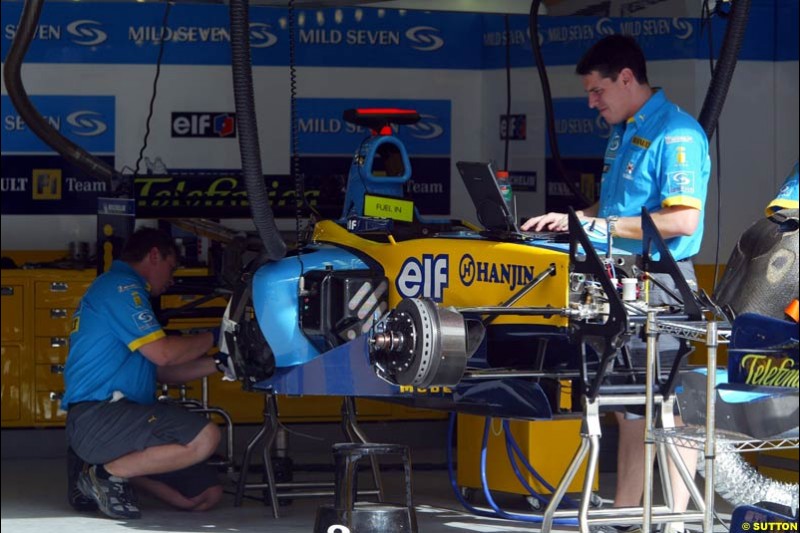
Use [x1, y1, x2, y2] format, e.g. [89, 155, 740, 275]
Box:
[455, 161, 517, 233]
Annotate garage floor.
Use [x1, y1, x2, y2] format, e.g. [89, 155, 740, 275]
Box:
[1, 424, 731, 532]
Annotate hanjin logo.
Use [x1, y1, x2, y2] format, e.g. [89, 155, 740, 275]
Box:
[171, 112, 237, 138]
[66, 111, 107, 136]
[405, 26, 444, 52]
[407, 114, 444, 140]
[66, 20, 107, 46]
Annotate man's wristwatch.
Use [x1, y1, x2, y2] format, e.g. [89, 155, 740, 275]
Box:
[606, 215, 619, 237]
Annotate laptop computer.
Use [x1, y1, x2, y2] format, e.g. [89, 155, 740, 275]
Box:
[455, 161, 567, 241]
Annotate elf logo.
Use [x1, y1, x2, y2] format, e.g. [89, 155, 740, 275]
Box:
[171, 112, 236, 138]
[396, 254, 448, 302]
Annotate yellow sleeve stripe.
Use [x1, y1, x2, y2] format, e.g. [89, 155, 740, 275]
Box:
[662, 196, 702, 210]
[765, 199, 799, 216]
[128, 329, 166, 352]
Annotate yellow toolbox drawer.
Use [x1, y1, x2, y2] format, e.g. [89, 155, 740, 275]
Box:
[35, 363, 66, 391]
[1, 344, 22, 422]
[34, 308, 75, 337]
[35, 280, 90, 308]
[34, 336, 70, 364]
[34, 390, 67, 423]
[1, 284, 24, 341]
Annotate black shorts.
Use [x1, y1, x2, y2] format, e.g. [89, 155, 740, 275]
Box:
[66, 399, 220, 498]
[620, 260, 697, 416]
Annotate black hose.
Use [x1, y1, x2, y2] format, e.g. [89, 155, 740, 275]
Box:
[3, 0, 125, 195]
[697, 0, 751, 140]
[229, 0, 287, 261]
[528, 0, 592, 209]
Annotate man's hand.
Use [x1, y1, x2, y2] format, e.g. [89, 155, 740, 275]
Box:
[521, 212, 569, 232]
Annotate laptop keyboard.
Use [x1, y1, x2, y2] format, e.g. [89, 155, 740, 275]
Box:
[520, 231, 569, 242]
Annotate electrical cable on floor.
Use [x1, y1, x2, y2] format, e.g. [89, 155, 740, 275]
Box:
[133, 1, 172, 178]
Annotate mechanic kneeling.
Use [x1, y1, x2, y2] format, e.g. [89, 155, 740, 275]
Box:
[61, 228, 225, 519]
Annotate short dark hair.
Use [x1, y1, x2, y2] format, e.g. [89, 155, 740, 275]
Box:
[576, 34, 649, 84]
[120, 228, 177, 263]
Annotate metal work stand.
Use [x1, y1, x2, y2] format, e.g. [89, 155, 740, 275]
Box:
[540, 391, 704, 532]
[646, 316, 799, 532]
[539, 308, 715, 533]
[233, 393, 383, 518]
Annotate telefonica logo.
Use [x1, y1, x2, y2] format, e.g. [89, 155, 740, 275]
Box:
[672, 18, 693, 40]
[249, 22, 278, 48]
[407, 114, 444, 140]
[595, 18, 615, 37]
[66, 20, 107, 46]
[405, 26, 444, 52]
[66, 111, 107, 136]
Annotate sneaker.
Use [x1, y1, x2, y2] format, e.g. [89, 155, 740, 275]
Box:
[67, 447, 98, 512]
[77, 465, 141, 520]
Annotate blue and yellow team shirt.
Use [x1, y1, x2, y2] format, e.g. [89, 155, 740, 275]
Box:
[766, 161, 799, 217]
[597, 90, 711, 260]
[61, 260, 166, 409]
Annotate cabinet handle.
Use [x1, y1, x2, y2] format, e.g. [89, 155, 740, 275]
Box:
[50, 282, 69, 292]
[51, 337, 68, 347]
[1, 286, 14, 296]
[50, 309, 68, 318]
[49, 391, 64, 401]
[50, 364, 66, 374]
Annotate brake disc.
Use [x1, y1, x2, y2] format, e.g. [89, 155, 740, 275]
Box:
[370, 298, 468, 388]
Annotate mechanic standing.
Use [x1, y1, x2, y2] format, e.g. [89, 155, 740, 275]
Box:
[523, 35, 710, 533]
[61, 228, 225, 519]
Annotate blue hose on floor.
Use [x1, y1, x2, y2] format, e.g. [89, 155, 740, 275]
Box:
[447, 413, 505, 518]
[502, 419, 579, 508]
[446, 413, 578, 526]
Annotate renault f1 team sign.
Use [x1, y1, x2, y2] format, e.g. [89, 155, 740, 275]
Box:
[1, 95, 115, 215]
